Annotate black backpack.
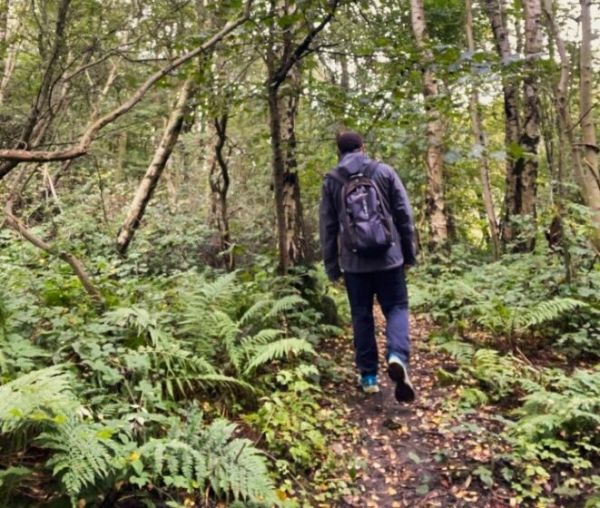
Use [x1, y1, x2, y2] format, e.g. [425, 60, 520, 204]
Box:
[329, 161, 394, 256]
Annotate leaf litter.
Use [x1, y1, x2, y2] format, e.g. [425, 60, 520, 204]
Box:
[321, 309, 515, 507]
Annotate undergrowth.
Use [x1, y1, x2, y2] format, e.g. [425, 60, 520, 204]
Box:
[412, 250, 600, 506]
[0, 236, 348, 507]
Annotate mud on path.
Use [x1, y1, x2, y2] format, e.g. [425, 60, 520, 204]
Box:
[322, 309, 512, 508]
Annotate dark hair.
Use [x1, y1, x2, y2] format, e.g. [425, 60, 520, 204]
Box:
[336, 131, 363, 154]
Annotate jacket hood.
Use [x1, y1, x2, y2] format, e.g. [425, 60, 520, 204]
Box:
[338, 151, 370, 174]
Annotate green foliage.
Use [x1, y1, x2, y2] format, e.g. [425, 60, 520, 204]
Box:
[137, 417, 275, 504]
[0, 251, 332, 505]
[413, 253, 600, 357]
[421, 252, 600, 505]
[0, 366, 79, 433]
[38, 420, 126, 499]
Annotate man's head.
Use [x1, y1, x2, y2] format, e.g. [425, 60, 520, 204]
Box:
[336, 131, 364, 157]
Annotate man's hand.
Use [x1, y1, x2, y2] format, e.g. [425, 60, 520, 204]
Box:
[327, 266, 342, 282]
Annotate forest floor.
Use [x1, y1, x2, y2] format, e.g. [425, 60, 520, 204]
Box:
[321, 309, 514, 508]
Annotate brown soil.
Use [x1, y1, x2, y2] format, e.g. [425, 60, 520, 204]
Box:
[322, 309, 513, 508]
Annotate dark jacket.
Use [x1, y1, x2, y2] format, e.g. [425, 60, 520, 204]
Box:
[319, 151, 416, 280]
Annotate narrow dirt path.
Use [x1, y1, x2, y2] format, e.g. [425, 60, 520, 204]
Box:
[322, 309, 512, 508]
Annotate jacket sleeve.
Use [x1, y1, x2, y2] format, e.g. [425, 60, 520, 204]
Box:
[388, 169, 417, 266]
[319, 178, 341, 281]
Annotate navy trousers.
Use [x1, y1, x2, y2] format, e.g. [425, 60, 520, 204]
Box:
[344, 267, 410, 376]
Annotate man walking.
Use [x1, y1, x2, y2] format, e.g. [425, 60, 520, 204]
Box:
[319, 131, 416, 402]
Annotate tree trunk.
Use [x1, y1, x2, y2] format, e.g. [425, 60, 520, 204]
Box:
[280, 64, 307, 268]
[267, 81, 291, 274]
[207, 114, 233, 269]
[516, 0, 542, 252]
[465, 0, 500, 259]
[409, 0, 448, 251]
[484, 0, 521, 248]
[116, 79, 192, 254]
[0, 0, 16, 105]
[266, 0, 313, 274]
[578, 0, 600, 245]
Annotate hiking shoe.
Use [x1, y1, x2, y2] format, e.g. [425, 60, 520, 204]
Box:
[360, 374, 380, 394]
[388, 355, 415, 403]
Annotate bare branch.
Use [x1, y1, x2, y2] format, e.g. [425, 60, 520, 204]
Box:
[269, 0, 341, 89]
[5, 200, 104, 306]
[0, 3, 252, 171]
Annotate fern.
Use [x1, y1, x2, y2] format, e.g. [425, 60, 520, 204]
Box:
[516, 298, 588, 331]
[438, 340, 475, 364]
[469, 349, 528, 398]
[138, 417, 275, 503]
[0, 366, 79, 433]
[136, 343, 253, 397]
[37, 419, 124, 498]
[139, 439, 208, 488]
[245, 338, 314, 374]
[265, 294, 307, 319]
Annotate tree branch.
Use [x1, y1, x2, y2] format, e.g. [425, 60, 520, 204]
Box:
[0, 1, 252, 171]
[269, 0, 341, 89]
[4, 200, 105, 307]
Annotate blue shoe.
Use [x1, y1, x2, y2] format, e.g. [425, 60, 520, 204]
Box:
[388, 354, 415, 403]
[360, 374, 380, 394]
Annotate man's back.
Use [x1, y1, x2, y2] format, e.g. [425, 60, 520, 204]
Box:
[319, 150, 416, 280]
[318, 131, 417, 403]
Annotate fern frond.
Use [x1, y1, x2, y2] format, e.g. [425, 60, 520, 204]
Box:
[516, 298, 588, 331]
[438, 340, 474, 363]
[0, 366, 79, 433]
[200, 419, 274, 503]
[241, 329, 284, 348]
[188, 373, 255, 394]
[139, 438, 208, 488]
[244, 338, 314, 374]
[266, 295, 307, 318]
[238, 298, 275, 326]
[38, 420, 123, 497]
[139, 418, 275, 503]
[196, 272, 238, 306]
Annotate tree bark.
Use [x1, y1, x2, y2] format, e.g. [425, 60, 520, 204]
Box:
[207, 114, 233, 269]
[515, 0, 542, 252]
[267, 77, 291, 274]
[280, 64, 306, 267]
[266, 0, 339, 273]
[116, 79, 192, 255]
[409, 0, 448, 251]
[578, 0, 600, 245]
[484, 0, 533, 250]
[0, 0, 17, 105]
[466, 0, 500, 259]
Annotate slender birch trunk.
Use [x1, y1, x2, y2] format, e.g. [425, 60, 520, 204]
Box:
[484, 0, 522, 248]
[409, 0, 448, 250]
[116, 79, 192, 254]
[280, 64, 307, 267]
[578, 0, 600, 245]
[513, 0, 542, 252]
[465, 0, 500, 258]
[266, 0, 320, 273]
